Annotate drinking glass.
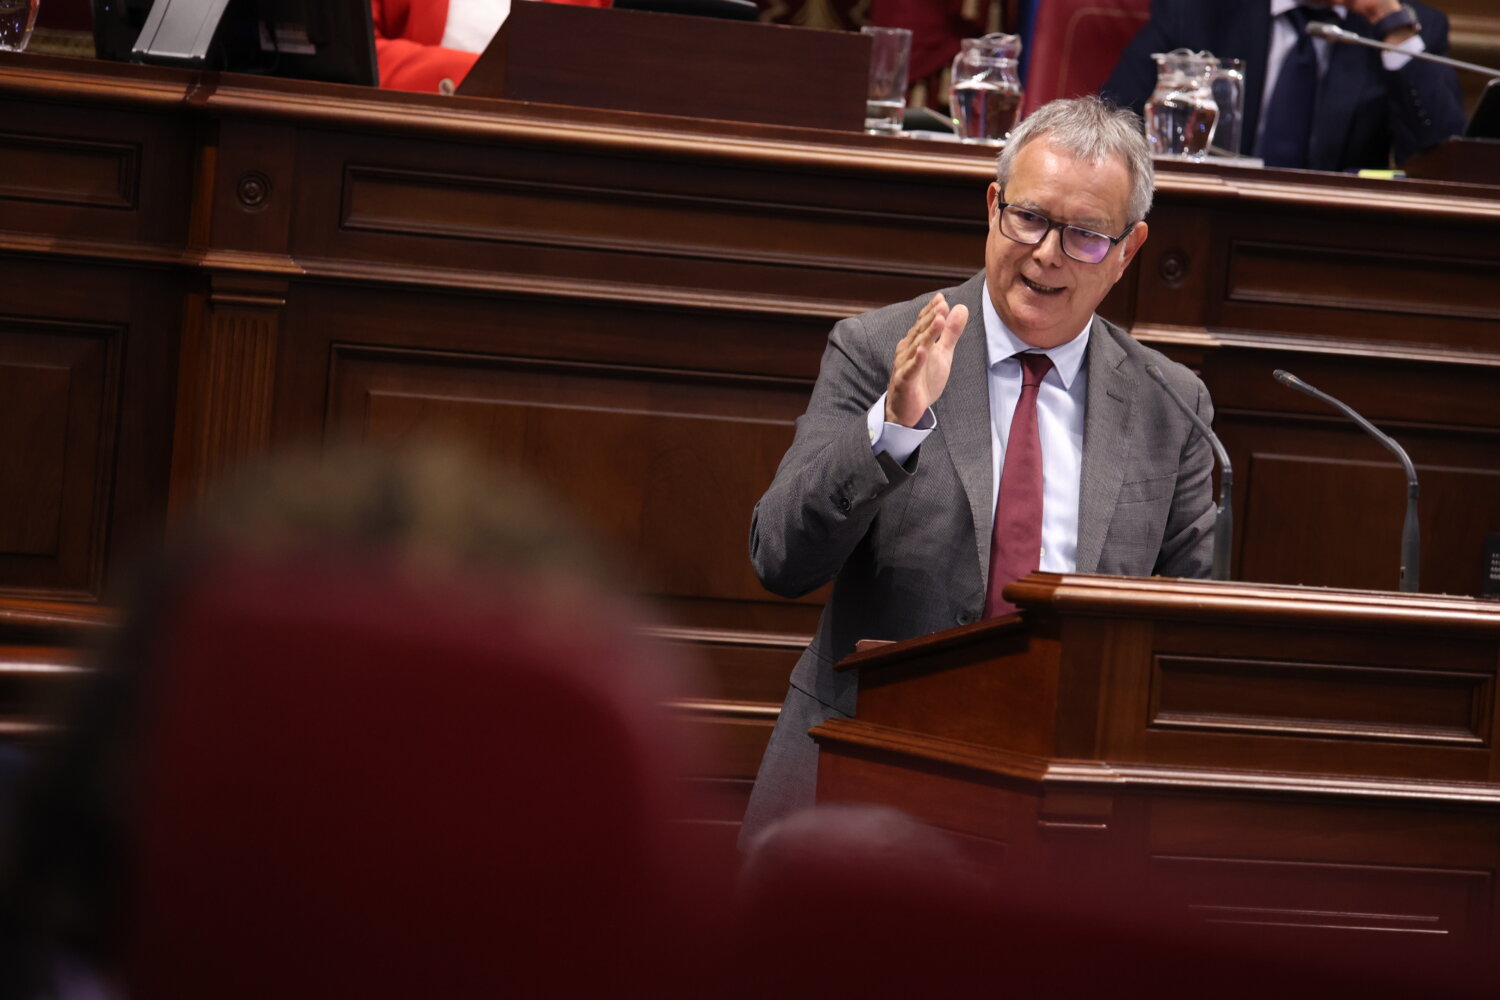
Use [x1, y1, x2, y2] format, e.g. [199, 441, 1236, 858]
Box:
[0, 0, 38, 52]
[860, 26, 911, 136]
[1209, 58, 1246, 158]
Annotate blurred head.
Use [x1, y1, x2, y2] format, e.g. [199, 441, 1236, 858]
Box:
[0, 443, 709, 1000]
[986, 97, 1153, 348]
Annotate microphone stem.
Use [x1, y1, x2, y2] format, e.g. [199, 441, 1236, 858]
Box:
[1275, 371, 1421, 593]
[1318, 27, 1500, 78]
[1146, 366, 1233, 582]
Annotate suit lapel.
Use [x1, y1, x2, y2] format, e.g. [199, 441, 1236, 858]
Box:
[933, 273, 996, 584]
[1075, 318, 1133, 574]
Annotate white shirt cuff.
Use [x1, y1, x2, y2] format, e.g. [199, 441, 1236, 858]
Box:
[868, 392, 935, 466]
[1382, 32, 1425, 72]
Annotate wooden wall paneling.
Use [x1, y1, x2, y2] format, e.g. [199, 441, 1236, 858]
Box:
[1139, 167, 1500, 355]
[167, 274, 286, 515]
[1138, 166, 1500, 595]
[0, 311, 118, 598]
[0, 255, 179, 603]
[280, 120, 992, 320]
[1144, 794, 1500, 966]
[0, 73, 196, 255]
[320, 339, 816, 623]
[1202, 347, 1500, 595]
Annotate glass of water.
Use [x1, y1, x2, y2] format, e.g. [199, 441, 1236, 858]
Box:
[860, 26, 912, 137]
[0, 0, 38, 52]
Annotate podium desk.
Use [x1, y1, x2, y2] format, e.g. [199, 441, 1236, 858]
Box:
[817, 572, 1500, 972]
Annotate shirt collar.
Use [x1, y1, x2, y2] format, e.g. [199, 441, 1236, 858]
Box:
[1271, 0, 1348, 17]
[981, 285, 1090, 389]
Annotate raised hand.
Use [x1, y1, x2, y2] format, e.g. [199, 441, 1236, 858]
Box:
[885, 293, 969, 428]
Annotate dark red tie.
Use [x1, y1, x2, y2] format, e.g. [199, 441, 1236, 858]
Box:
[985, 352, 1054, 618]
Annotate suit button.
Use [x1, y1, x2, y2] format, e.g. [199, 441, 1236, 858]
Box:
[956, 610, 976, 625]
[831, 494, 851, 513]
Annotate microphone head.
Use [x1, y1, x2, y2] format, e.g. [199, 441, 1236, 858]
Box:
[1304, 20, 1346, 41]
[1272, 369, 1297, 387]
[1144, 363, 1165, 383]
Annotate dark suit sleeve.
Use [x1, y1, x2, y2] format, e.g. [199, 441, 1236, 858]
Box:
[1100, 0, 1187, 114]
[1382, 5, 1468, 164]
[1153, 375, 1217, 579]
[749, 314, 916, 600]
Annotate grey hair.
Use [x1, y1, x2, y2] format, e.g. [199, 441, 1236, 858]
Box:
[995, 95, 1155, 224]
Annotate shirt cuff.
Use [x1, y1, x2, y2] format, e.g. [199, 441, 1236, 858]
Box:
[1382, 33, 1424, 72]
[868, 392, 936, 466]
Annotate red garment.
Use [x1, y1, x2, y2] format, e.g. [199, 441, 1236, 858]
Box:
[373, 0, 612, 92]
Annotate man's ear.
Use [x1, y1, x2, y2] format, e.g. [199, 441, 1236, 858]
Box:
[1119, 220, 1149, 269]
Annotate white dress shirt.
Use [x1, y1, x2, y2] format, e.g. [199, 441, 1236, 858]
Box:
[1257, 0, 1425, 150]
[868, 290, 1089, 574]
[441, 0, 512, 52]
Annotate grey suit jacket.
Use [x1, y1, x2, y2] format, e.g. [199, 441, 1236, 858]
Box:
[740, 273, 1216, 843]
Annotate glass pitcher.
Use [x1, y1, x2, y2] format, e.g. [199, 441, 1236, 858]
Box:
[1145, 48, 1220, 160]
[949, 33, 1024, 145]
[0, 0, 38, 52]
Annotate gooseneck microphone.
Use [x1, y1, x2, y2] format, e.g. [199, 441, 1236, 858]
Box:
[1305, 21, 1500, 79]
[1145, 365, 1233, 582]
[1273, 369, 1421, 593]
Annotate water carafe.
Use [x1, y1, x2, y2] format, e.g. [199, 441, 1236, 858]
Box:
[949, 33, 1024, 145]
[1145, 48, 1220, 160]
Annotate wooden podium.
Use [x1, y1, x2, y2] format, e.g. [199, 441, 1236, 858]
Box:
[814, 573, 1500, 974]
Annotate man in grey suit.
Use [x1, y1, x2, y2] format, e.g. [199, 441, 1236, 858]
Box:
[741, 96, 1217, 845]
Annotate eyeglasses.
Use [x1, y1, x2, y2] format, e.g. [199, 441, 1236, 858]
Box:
[994, 199, 1136, 265]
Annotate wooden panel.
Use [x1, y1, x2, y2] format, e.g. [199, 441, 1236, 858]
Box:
[1135, 616, 1499, 780]
[0, 85, 196, 250]
[325, 345, 807, 608]
[466, 2, 871, 132]
[0, 317, 120, 597]
[0, 131, 138, 209]
[1149, 853, 1489, 957]
[338, 164, 970, 280]
[169, 277, 284, 514]
[1238, 452, 1500, 594]
[1150, 654, 1491, 746]
[1227, 241, 1500, 325]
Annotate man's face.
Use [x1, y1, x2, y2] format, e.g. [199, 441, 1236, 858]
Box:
[983, 138, 1148, 349]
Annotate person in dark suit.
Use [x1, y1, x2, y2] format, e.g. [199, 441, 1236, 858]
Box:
[1100, 0, 1467, 170]
[739, 96, 1218, 843]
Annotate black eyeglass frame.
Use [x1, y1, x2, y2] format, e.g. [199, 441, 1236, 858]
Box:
[993, 196, 1137, 265]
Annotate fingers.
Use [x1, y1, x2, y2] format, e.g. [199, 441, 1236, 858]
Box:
[938, 304, 968, 350]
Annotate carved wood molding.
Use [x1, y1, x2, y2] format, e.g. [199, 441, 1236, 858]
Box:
[815, 717, 1500, 805]
[1005, 573, 1500, 633]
